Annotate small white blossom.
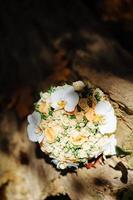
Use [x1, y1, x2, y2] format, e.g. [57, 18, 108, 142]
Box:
[27, 111, 44, 143]
[73, 80, 85, 91]
[103, 135, 117, 155]
[95, 100, 117, 134]
[49, 85, 79, 112]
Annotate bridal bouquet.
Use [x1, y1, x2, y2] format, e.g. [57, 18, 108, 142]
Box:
[27, 81, 117, 169]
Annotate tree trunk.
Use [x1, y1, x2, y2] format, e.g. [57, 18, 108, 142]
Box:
[0, 1, 133, 200]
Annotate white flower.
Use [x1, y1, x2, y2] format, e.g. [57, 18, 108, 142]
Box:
[49, 85, 79, 112]
[27, 111, 44, 143]
[73, 80, 85, 91]
[95, 100, 117, 134]
[103, 135, 117, 155]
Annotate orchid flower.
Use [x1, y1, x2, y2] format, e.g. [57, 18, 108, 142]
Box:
[49, 85, 79, 112]
[27, 111, 44, 143]
[103, 135, 117, 155]
[95, 100, 117, 134]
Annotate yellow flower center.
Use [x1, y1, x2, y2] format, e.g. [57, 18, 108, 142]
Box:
[57, 101, 66, 109]
[35, 127, 41, 134]
[94, 114, 105, 123]
[70, 134, 88, 145]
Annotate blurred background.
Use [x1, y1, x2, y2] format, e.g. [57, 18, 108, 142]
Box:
[0, 1, 133, 200]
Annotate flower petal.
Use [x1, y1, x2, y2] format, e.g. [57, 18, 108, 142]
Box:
[65, 95, 79, 112]
[38, 102, 49, 113]
[103, 135, 117, 155]
[95, 100, 117, 134]
[95, 100, 114, 116]
[27, 111, 41, 126]
[99, 113, 117, 134]
[70, 134, 88, 145]
[50, 88, 65, 110]
[45, 127, 56, 143]
[27, 124, 44, 142]
[65, 86, 79, 112]
[85, 108, 95, 122]
[63, 85, 75, 93]
[50, 85, 79, 112]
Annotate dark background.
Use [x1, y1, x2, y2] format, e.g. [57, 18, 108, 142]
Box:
[0, 0, 133, 118]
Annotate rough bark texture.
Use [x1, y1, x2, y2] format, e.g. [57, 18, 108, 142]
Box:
[0, 1, 133, 200]
[0, 39, 133, 200]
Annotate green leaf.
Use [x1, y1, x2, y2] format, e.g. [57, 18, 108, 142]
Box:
[56, 136, 60, 142]
[34, 103, 39, 111]
[83, 116, 88, 125]
[95, 92, 101, 101]
[47, 86, 55, 94]
[68, 115, 76, 119]
[64, 147, 69, 153]
[63, 125, 68, 130]
[48, 107, 53, 116]
[75, 123, 81, 131]
[115, 146, 132, 156]
[41, 113, 48, 120]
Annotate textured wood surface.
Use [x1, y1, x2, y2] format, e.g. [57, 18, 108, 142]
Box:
[0, 53, 132, 200]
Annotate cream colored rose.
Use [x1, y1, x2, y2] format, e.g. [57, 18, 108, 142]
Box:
[38, 101, 49, 114]
[85, 108, 95, 122]
[70, 133, 88, 145]
[44, 127, 57, 143]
